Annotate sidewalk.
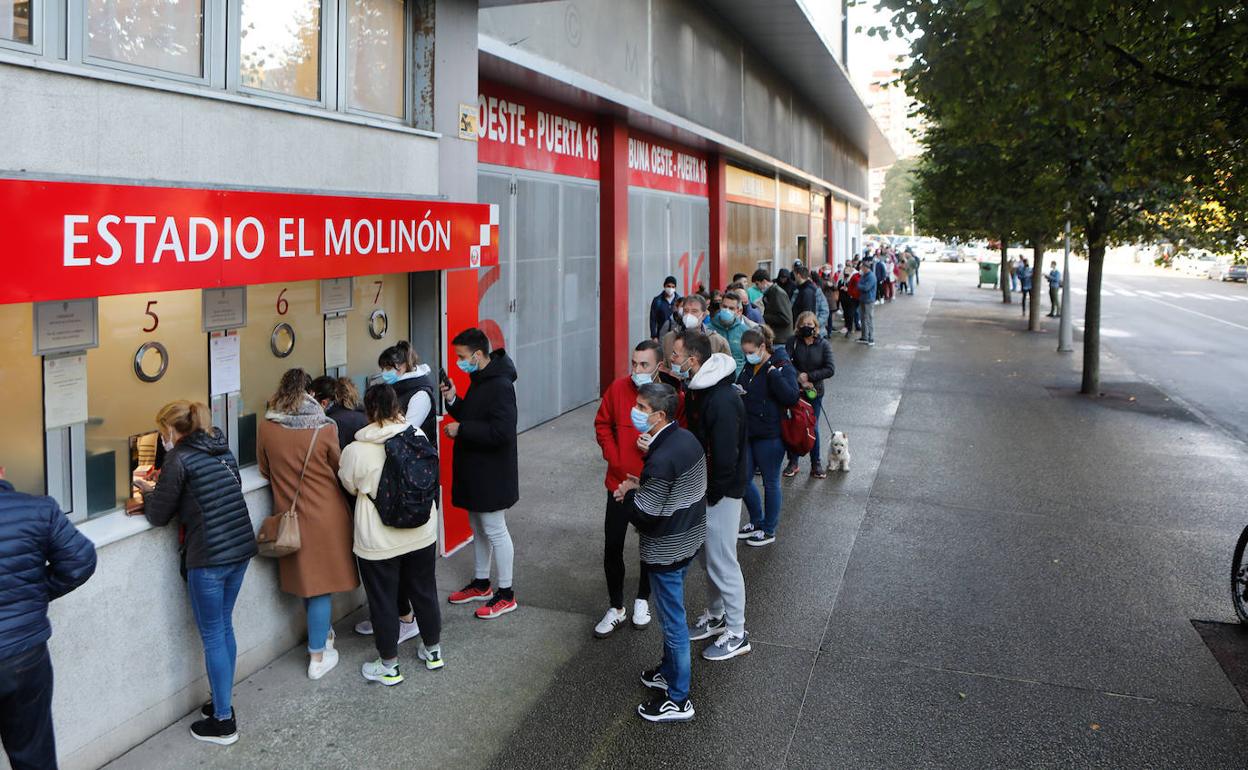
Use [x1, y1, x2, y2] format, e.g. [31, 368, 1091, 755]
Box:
[109, 264, 1248, 768]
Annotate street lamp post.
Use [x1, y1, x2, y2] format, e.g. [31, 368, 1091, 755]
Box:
[909, 199, 915, 237]
[1058, 217, 1074, 352]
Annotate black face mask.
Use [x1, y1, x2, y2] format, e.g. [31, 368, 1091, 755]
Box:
[798, 326, 816, 339]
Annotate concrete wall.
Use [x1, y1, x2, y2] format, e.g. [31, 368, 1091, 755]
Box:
[479, 0, 870, 198]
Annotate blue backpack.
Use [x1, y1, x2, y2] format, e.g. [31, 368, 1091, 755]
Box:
[368, 427, 439, 528]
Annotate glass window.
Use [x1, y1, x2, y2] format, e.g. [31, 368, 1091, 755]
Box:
[346, 0, 406, 118]
[0, 1, 33, 44]
[86, 290, 207, 515]
[236, 281, 325, 465]
[0, 304, 46, 496]
[240, 0, 322, 100]
[346, 273, 410, 389]
[86, 0, 205, 78]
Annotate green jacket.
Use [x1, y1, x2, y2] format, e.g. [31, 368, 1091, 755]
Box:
[709, 315, 751, 375]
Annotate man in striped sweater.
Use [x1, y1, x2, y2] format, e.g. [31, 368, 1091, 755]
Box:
[615, 382, 707, 723]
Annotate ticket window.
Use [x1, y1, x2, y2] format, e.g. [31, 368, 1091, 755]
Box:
[0, 304, 47, 499]
[84, 290, 208, 517]
[344, 273, 411, 393]
[237, 281, 325, 466]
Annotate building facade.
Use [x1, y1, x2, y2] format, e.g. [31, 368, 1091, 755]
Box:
[0, 1, 887, 766]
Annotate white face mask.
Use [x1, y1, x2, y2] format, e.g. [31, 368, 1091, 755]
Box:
[161, 433, 175, 452]
[682, 313, 701, 329]
[664, 287, 675, 298]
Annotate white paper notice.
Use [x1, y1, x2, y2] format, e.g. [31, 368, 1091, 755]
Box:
[324, 315, 348, 367]
[210, 334, 242, 396]
[44, 354, 88, 430]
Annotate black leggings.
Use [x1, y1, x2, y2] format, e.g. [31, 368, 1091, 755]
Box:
[840, 297, 858, 332]
[358, 544, 441, 659]
[604, 493, 650, 609]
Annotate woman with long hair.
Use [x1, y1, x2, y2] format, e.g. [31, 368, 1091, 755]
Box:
[735, 327, 799, 547]
[376, 341, 439, 443]
[138, 400, 256, 745]
[257, 368, 358, 680]
[781, 311, 836, 480]
[310, 376, 368, 451]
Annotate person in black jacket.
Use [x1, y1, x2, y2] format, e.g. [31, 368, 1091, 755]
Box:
[649, 276, 681, 339]
[736, 327, 799, 547]
[137, 400, 256, 746]
[615, 382, 706, 723]
[790, 266, 820, 327]
[672, 331, 751, 662]
[377, 342, 439, 444]
[0, 467, 96, 770]
[752, 269, 794, 345]
[441, 328, 520, 620]
[310, 376, 368, 451]
[783, 311, 836, 479]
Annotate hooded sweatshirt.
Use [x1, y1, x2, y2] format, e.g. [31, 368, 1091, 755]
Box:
[687, 353, 748, 504]
[338, 421, 438, 560]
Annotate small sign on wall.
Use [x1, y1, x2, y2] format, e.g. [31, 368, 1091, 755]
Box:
[459, 103, 480, 141]
[320, 278, 354, 315]
[33, 299, 98, 356]
[202, 287, 248, 332]
[44, 353, 88, 430]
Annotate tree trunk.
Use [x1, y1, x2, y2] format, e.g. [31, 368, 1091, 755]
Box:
[1029, 242, 1044, 331]
[999, 237, 1012, 303]
[1080, 227, 1107, 395]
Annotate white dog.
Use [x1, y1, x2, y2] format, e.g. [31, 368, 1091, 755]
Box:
[827, 431, 851, 472]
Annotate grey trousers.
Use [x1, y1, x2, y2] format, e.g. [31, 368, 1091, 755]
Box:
[860, 300, 875, 343]
[469, 510, 514, 588]
[699, 497, 747, 635]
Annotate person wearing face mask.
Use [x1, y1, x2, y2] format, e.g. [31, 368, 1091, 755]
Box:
[751, 269, 794, 345]
[440, 328, 521, 619]
[782, 312, 836, 479]
[614, 383, 706, 723]
[376, 342, 438, 447]
[138, 400, 253, 745]
[708, 292, 751, 374]
[310, 376, 367, 452]
[649, 276, 681, 340]
[660, 294, 729, 366]
[735, 328, 799, 547]
[591, 340, 688, 637]
[655, 296, 686, 342]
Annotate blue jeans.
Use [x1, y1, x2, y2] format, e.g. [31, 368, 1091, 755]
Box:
[744, 436, 785, 535]
[648, 566, 691, 703]
[303, 594, 332, 653]
[787, 394, 824, 467]
[187, 560, 249, 720]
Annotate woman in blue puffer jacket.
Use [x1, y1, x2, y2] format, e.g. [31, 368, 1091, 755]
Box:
[735, 326, 799, 548]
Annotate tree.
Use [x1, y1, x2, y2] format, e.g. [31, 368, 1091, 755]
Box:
[874, 0, 1241, 394]
[875, 158, 919, 234]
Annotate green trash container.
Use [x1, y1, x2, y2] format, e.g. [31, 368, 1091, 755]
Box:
[978, 261, 999, 288]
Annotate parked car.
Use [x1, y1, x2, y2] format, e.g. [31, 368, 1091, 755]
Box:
[941, 245, 966, 262]
[1224, 263, 1248, 282]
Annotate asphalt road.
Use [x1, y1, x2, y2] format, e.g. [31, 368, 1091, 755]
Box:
[1069, 265, 1248, 442]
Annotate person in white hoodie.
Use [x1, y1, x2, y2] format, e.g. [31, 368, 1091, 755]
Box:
[338, 384, 443, 686]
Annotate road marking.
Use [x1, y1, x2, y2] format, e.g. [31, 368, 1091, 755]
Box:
[1072, 287, 1086, 295]
[1171, 350, 1205, 356]
[1136, 289, 1160, 297]
[1159, 291, 1185, 298]
[1114, 288, 1137, 296]
[1182, 292, 1210, 299]
[1135, 294, 1248, 333]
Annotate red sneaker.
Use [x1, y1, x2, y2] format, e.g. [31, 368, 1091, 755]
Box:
[474, 593, 518, 619]
[448, 582, 493, 604]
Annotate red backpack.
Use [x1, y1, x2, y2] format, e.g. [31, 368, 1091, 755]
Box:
[780, 390, 817, 456]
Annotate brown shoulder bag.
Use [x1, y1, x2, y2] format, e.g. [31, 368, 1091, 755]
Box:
[256, 425, 323, 558]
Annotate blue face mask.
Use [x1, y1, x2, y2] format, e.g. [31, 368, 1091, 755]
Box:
[745, 352, 763, 365]
[630, 406, 653, 434]
[457, 357, 479, 374]
[631, 372, 653, 387]
[670, 361, 688, 379]
[380, 370, 399, 385]
[717, 308, 735, 326]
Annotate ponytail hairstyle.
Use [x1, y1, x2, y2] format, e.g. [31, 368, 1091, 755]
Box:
[335, 377, 362, 410]
[395, 340, 421, 370]
[377, 345, 405, 372]
[270, 368, 313, 414]
[156, 400, 212, 441]
[364, 384, 403, 425]
[756, 323, 777, 353]
[310, 375, 337, 405]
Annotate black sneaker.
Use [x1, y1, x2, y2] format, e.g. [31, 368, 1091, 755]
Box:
[190, 715, 239, 745]
[637, 695, 695, 723]
[199, 702, 236, 720]
[640, 666, 669, 692]
[737, 523, 758, 540]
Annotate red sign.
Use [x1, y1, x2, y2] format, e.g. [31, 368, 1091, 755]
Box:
[477, 81, 600, 180]
[0, 178, 499, 305]
[627, 131, 709, 197]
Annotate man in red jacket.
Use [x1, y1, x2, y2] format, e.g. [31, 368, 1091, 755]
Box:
[592, 340, 684, 638]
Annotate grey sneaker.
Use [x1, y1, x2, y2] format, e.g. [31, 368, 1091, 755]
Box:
[702, 630, 752, 661]
[689, 610, 727, 641]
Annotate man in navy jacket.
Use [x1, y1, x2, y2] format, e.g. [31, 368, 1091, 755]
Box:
[0, 468, 97, 769]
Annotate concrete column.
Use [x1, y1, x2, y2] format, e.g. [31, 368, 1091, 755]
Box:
[433, 0, 478, 203]
[598, 115, 630, 393]
[709, 153, 728, 289]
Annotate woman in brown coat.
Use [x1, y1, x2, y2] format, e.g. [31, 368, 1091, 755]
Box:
[258, 368, 359, 680]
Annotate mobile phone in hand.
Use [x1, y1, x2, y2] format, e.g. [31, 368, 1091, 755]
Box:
[439, 367, 452, 388]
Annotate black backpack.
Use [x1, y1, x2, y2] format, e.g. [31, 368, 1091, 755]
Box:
[368, 427, 439, 528]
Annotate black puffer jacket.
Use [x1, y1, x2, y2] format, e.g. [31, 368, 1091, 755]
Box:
[785, 334, 836, 397]
[326, 403, 368, 450]
[392, 372, 439, 443]
[144, 428, 258, 570]
[446, 350, 519, 512]
[0, 481, 97, 660]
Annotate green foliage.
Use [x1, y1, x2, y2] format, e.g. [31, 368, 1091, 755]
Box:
[875, 158, 919, 234]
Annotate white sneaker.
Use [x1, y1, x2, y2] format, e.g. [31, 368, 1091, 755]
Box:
[354, 619, 373, 635]
[594, 607, 627, 638]
[397, 618, 421, 645]
[325, 630, 336, 651]
[632, 599, 652, 629]
[307, 648, 339, 680]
